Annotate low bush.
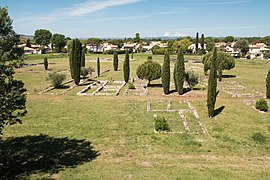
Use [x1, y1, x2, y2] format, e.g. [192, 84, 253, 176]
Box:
[47, 72, 66, 88]
[255, 99, 268, 112]
[80, 67, 94, 79]
[154, 116, 170, 132]
[128, 82, 135, 89]
[251, 132, 267, 144]
[185, 71, 199, 90]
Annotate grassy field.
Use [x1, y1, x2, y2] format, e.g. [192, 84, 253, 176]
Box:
[1, 53, 270, 179]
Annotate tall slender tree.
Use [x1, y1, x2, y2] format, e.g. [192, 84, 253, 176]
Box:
[113, 51, 119, 71]
[162, 51, 170, 94]
[201, 34, 205, 52]
[174, 48, 185, 95]
[44, 57, 48, 70]
[97, 57, 100, 77]
[81, 45, 86, 67]
[195, 32, 199, 54]
[69, 39, 82, 85]
[266, 69, 270, 99]
[123, 51, 130, 82]
[207, 47, 218, 117]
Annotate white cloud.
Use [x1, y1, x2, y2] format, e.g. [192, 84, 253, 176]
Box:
[205, 0, 251, 5]
[66, 0, 143, 17]
[39, 0, 143, 22]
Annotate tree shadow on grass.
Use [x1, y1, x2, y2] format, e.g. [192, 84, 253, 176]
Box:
[0, 134, 100, 179]
[222, 75, 236, 79]
[147, 84, 163, 88]
[56, 85, 70, 89]
[213, 106, 225, 118]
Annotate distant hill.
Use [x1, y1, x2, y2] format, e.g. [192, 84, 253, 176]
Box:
[143, 36, 181, 40]
[19, 34, 34, 40]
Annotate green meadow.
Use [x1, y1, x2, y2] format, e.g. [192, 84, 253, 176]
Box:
[1, 53, 270, 179]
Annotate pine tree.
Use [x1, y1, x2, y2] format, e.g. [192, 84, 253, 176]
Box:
[195, 32, 199, 54]
[162, 51, 170, 94]
[266, 69, 270, 99]
[44, 57, 48, 70]
[174, 48, 185, 95]
[97, 57, 100, 77]
[123, 51, 130, 82]
[113, 51, 118, 71]
[81, 45, 86, 67]
[207, 47, 218, 117]
[0, 7, 27, 134]
[69, 39, 82, 85]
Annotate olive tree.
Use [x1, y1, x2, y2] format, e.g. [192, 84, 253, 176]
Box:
[203, 51, 235, 81]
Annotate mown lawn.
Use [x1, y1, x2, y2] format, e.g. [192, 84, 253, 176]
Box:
[1, 53, 270, 179]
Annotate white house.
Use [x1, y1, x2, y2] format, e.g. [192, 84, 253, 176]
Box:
[86, 44, 104, 53]
[23, 47, 37, 54]
[122, 43, 136, 52]
[103, 43, 119, 51]
[225, 46, 241, 58]
[188, 43, 207, 53]
[249, 43, 270, 59]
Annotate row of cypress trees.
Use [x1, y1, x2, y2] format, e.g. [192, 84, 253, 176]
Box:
[161, 49, 186, 95]
[195, 32, 205, 54]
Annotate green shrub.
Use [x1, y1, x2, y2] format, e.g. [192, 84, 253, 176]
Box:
[251, 132, 267, 144]
[185, 71, 199, 90]
[255, 99, 268, 112]
[152, 48, 166, 55]
[128, 82, 135, 89]
[155, 116, 170, 132]
[48, 72, 66, 88]
[80, 67, 90, 79]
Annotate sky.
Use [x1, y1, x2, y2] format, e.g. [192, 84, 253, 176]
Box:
[1, 0, 270, 38]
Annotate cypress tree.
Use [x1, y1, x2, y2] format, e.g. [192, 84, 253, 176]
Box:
[81, 45, 86, 67]
[174, 48, 185, 95]
[218, 63, 223, 82]
[113, 51, 118, 71]
[69, 39, 82, 85]
[123, 50, 130, 82]
[201, 34, 205, 51]
[195, 32, 199, 54]
[69, 40, 75, 79]
[162, 51, 170, 94]
[266, 69, 270, 99]
[97, 57, 100, 77]
[44, 57, 48, 70]
[207, 47, 218, 117]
